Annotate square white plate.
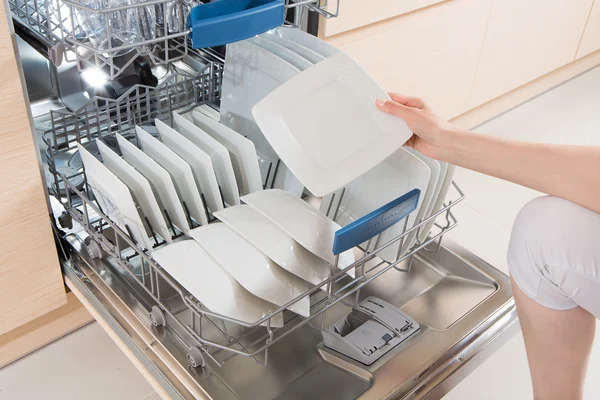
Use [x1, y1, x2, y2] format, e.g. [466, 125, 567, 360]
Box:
[320, 148, 431, 262]
[191, 110, 262, 195]
[190, 223, 310, 317]
[152, 240, 283, 327]
[214, 204, 351, 288]
[250, 37, 313, 71]
[221, 39, 304, 197]
[136, 127, 208, 226]
[117, 133, 191, 235]
[78, 143, 153, 252]
[155, 119, 224, 213]
[172, 113, 241, 206]
[261, 32, 325, 64]
[406, 148, 442, 245]
[241, 189, 355, 271]
[96, 139, 172, 243]
[252, 52, 413, 196]
[271, 27, 339, 58]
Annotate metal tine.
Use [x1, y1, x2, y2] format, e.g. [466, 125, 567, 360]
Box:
[270, 159, 282, 189]
[325, 191, 336, 218]
[332, 187, 346, 222]
[263, 162, 273, 190]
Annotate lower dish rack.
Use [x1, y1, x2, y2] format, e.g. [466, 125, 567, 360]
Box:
[41, 49, 465, 370]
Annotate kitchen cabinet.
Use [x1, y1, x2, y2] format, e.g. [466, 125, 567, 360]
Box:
[319, 0, 447, 38]
[0, 0, 66, 335]
[468, 0, 593, 108]
[577, 0, 600, 59]
[325, 0, 493, 120]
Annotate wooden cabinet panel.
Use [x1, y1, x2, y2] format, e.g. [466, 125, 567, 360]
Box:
[0, 2, 66, 334]
[325, 0, 493, 120]
[468, 0, 593, 108]
[577, 0, 600, 59]
[320, 0, 447, 38]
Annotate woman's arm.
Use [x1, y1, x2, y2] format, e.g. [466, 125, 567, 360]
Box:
[376, 94, 600, 214]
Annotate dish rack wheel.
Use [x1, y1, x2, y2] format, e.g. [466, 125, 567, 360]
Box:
[84, 237, 102, 259]
[149, 306, 166, 327]
[186, 346, 206, 368]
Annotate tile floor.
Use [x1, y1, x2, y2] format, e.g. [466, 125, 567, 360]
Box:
[1, 66, 600, 400]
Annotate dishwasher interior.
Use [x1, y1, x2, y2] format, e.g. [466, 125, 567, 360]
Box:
[10, 1, 518, 398]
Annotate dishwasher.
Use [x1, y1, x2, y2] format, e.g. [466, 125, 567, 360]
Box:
[7, 0, 519, 398]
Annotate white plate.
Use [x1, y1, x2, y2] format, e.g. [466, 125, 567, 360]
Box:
[214, 204, 333, 287]
[250, 37, 313, 71]
[155, 119, 224, 213]
[241, 189, 356, 270]
[320, 148, 431, 262]
[261, 32, 325, 64]
[406, 148, 442, 245]
[78, 143, 153, 252]
[172, 113, 241, 206]
[425, 163, 456, 236]
[152, 240, 283, 327]
[272, 26, 339, 58]
[193, 105, 221, 121]
[252, 52, 413, 196]
[220, 39, 304, 197]
[190, 223, 310, 317]
[117, 133, 191, 235]
[136, 127, 208, 226]
[96, 139, 172, 243]
[191, 110, 262, 195]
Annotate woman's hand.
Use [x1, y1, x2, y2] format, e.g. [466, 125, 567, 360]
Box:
[376, 93, 456, 160]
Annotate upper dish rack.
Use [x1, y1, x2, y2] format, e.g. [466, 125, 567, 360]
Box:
[9, 0, 339, 79]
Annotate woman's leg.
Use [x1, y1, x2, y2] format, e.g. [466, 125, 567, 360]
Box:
[512, 276, 595, 400]
[508, 196, 600, 400]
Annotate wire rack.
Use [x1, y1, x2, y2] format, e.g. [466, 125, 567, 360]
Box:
[9, 0, 339, 79]
[43, 65, 464, 366]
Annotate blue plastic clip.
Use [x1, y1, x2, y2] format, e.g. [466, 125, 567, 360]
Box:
[187, 0, 285, 49]
[332, 189, 421, 256]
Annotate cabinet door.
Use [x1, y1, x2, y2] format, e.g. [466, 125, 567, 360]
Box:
[468, 0, 593, 108]
[577, 1, 600, 59]
[325, 0, 493, 120]
[0, 2, 66, 334]
[320, 0, 447, 38]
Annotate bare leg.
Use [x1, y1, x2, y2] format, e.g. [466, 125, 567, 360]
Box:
[512, 277, 595, 400]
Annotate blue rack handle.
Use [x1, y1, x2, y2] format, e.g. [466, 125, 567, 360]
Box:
[332, 189, 421, 256]
[187, 0, 285, 49]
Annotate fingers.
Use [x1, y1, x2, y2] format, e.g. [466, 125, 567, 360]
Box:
[375, 98, 413, 119]
[388, 93, 425, 109]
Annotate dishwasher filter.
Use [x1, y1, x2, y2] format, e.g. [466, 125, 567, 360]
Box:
[323, 297, 420, 365]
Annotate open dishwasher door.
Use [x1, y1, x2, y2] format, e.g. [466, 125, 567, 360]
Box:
[10, 1, 518, 397]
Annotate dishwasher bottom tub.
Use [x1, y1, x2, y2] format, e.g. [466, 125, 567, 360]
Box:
[61, 229, 518, 400]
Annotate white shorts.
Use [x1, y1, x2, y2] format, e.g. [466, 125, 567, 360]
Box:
[508, 196, 600, 318]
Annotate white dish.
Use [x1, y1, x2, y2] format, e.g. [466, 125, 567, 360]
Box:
[405, 149, 443, 244]
[250, 37, 313, 71]
[261, 32, 325, 64]
[117, 133, 191, 235]
[320, 148, 431, 262]
[190, 223, 310, 317]
[96, 139, 172, 243]
[78, 143, 153, 252]
[424, 163, 456, 238]
[271, 26, 339, 58]
[251, 52, 413, 196]
[214, 205, 333, 288]
[155, 119, 224, 213]
[136, 127, 208, 226]
[193, 105, 221, 121]
[172, 113, 241, 206]
[241, 189, 355, 271]
[191, 110, 262, 195]
[220, 39, 304, 197]
[152, 240, 283, 327]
